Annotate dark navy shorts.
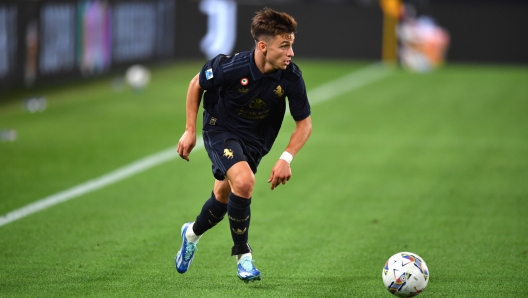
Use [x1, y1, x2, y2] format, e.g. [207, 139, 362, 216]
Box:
[202, 129, 262, 181]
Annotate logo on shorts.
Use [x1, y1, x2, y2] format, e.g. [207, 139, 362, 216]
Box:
[223, 148, 234, 159]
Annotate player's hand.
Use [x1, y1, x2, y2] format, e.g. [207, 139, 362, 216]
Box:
[177, 131, 196, 161]
[267, 159, 292, 190]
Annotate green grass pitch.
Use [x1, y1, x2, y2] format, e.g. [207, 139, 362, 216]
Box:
[1, 60, 527, 297]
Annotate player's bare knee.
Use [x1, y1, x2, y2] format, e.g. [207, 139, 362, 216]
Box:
[230, 177, 255, 198]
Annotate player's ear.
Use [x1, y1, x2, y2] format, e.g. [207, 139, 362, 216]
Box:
[257, 40, 267, 54]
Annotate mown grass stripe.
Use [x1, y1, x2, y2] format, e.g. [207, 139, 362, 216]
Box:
[0, 63, 393, 227]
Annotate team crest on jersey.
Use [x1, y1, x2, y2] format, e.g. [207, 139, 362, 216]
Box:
[240, 78, 249, 85]
[238, 87, 249, 93]
[274, 85, 284, 98]
[223, 148, 234, 159]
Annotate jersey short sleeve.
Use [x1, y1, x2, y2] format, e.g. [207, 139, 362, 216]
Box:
[286, 65, 311, 121]
[198, 54, 229, 91]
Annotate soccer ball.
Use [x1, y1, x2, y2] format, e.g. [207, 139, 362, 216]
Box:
[382, 252, 429, 297]
[125, 64, 151, 90]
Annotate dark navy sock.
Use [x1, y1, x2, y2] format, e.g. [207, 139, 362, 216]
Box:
[227, 192, 251, 246]
[192, 192, 228, 236]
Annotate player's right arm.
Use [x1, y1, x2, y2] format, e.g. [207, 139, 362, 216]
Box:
[177, 73, 204, 161]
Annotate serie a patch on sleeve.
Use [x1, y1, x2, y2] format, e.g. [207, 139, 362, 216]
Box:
[205, 68, 214, 80]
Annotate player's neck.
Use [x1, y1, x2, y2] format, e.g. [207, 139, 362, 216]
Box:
[253, 50, 277, 75]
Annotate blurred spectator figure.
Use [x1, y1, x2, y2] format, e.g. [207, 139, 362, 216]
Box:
[380, 0, 449, 71]
[25, 20, 39, 87]
[79, 0, 112, 76]
[398, 14, 450, 72]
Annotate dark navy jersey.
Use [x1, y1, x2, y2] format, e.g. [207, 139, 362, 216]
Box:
[198, 50, 311, 156]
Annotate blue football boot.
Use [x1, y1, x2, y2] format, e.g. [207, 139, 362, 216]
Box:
[175, 222, 199, 273]
[237, 256, 261, 283]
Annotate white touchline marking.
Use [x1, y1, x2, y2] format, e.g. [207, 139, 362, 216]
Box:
[0, 145, 195, 227]
[306, 63, 395, 106]
[0, 63, 394, 227]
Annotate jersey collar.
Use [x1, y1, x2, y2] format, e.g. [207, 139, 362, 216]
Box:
[249, 50, 282, 81]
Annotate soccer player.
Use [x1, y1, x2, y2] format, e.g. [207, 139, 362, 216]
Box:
[175, 7, 312, 282]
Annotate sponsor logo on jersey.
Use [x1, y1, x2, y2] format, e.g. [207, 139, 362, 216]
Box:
[238, 98, 269, 120]
[249, 98, 266, 109]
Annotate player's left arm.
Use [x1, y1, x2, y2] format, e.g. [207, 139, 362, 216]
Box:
[268, 116, 312, 190]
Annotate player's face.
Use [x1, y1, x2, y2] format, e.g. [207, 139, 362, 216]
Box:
[265, 33, 295, 71]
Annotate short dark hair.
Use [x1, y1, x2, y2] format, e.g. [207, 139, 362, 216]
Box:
[251, 7, 297, 41]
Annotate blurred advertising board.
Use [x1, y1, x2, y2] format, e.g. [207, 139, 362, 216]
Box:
[0, 0, 175, 91]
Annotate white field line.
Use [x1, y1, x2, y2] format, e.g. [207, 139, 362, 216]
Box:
[0, 63, 393, 227]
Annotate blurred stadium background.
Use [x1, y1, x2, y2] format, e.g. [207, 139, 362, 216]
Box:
[1, 0, 527, 91]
